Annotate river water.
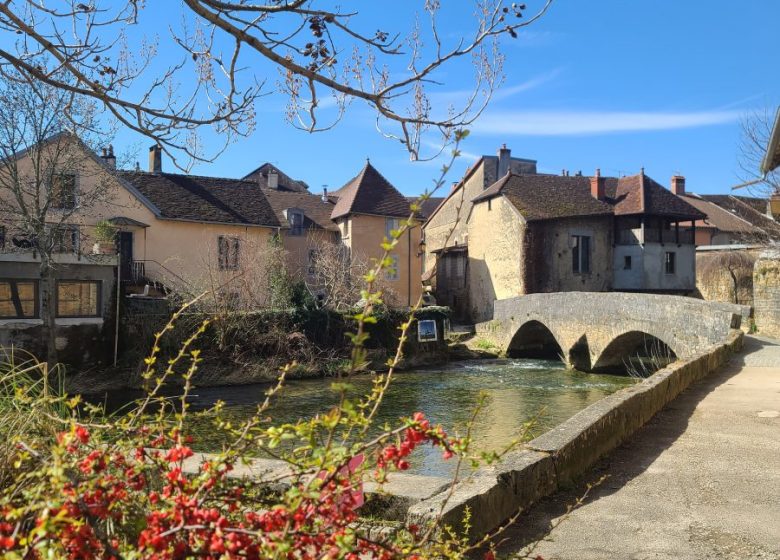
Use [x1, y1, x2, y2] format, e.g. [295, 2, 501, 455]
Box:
[157, 358, 636, 477]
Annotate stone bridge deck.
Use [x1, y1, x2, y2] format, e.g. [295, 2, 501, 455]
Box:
[476, 292, 747, 372]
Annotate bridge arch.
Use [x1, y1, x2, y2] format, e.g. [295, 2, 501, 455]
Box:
[506, 320, 565, 362]
[591, 330, 677, 375]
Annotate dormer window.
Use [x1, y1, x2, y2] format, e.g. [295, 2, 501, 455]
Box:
[285, 208, 305, 236]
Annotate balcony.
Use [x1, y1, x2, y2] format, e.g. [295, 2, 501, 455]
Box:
[617, 228, 694, 246]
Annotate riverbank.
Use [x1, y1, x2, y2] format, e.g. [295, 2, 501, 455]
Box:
[497, 334, 780, 559]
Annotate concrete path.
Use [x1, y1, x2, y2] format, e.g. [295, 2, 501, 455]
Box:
[499, 335, 780, 560]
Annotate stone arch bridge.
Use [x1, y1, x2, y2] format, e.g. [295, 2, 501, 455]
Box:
[476, 292, 746, 372]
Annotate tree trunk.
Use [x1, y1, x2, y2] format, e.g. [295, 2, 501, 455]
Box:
[39, 255, 58, 371]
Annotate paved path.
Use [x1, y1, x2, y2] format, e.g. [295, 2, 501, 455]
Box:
[500, 335, 780, 560]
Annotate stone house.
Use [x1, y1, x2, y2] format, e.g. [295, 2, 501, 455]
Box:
[423, 146, 704, 322]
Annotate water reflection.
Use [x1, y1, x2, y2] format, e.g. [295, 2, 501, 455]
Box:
[172, 358, 635, 477]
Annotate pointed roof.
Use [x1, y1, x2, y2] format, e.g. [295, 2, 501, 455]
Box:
[330, 162, 412, 219]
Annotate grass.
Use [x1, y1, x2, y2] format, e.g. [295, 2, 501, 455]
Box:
[0, 348, 69, 487]
[473, 338, 498, 351]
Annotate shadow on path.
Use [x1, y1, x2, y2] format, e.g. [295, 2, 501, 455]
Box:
[494, 335, 777, 557]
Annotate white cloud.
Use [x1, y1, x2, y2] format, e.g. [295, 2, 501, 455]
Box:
[429, 68, 562, 106]
[473, 109, 742, 136]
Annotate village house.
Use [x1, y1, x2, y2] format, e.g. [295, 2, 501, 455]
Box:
[329, 162, 423, 307]
[423, 146, 705, 322]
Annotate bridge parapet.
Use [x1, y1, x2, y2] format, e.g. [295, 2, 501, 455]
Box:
[476, 292, 745, 372]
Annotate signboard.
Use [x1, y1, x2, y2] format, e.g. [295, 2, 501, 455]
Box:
[417, 319, 438, 342]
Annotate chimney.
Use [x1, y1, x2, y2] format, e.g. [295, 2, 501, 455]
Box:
[321, 186, 329, 203]
[148, 144, 162, 173]
[497, 144, 511, 179]
[101, 144, 116, 169]
[590, 168, 605, 201]
[267, 170, 279, 190]
[671, 175, 685, 195]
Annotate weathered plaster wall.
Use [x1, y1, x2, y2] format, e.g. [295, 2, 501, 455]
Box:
[642, 243, 696, 291]
[613, 244, 644, 290]
[467, 197, 525, 322]
[527, 216, 613, 293]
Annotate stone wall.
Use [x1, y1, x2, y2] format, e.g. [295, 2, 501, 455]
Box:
[526, 216, 613, 293]
[753, 250, 780, 338]
[696, 248, 757, 309]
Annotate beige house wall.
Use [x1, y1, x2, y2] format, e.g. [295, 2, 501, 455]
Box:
[423, 164, 486, 266]
[1, 138, 278, 298]
[467, 197, 526, 322]
[339, 214, 422, 307]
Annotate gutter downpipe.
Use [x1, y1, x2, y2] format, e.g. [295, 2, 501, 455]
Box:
[113, 251, 121, 367]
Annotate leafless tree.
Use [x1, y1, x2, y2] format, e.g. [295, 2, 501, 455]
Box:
[737, 108, 780, 197]
[305, 234, 397, 312]
[0, 1, 553, 169]
[0, 73, 115, 367]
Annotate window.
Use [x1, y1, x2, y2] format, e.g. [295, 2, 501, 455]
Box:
[0, 280, 38, 319]
[51, 174, 77, 209]
[385, 218, 400, 240]
[665, 251, 676, 274]
[51, 225, 80, 253]
[218, 236, 240, 270]
[56, 281, 100, 318]
[623, 255, 632, 270]
[571, 235, 591, 274]
[287, 210, 305, 236]
[0, 226, 5, 249]
[385, 254, 400, 281]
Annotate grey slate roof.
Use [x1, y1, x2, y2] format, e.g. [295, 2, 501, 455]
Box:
[118, 171, 281, 227]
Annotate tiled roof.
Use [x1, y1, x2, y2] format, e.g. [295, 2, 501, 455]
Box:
[474, 174, 614, 221]
[263, 190, 338, 231]
[407, 196, 445, 220]
[679, 194, 762, 234]
[331, 163, 412, 219]
[702, 194, 780, 239]
[605, 174, 705, 219]
[473, 171, 705, 222]
[118, 171, 280, 227]
[243, 163, 310, 193]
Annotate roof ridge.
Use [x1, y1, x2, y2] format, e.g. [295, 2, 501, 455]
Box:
[119, 169, 256, 185]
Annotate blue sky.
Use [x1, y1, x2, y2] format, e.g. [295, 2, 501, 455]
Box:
[113, 2, 778, 196]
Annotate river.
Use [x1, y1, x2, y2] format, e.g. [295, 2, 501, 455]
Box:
[115, 358, 635, 477]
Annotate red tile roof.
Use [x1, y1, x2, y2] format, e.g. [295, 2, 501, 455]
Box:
[473, 171, 705, 222]
[263, 190, 338, 231]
